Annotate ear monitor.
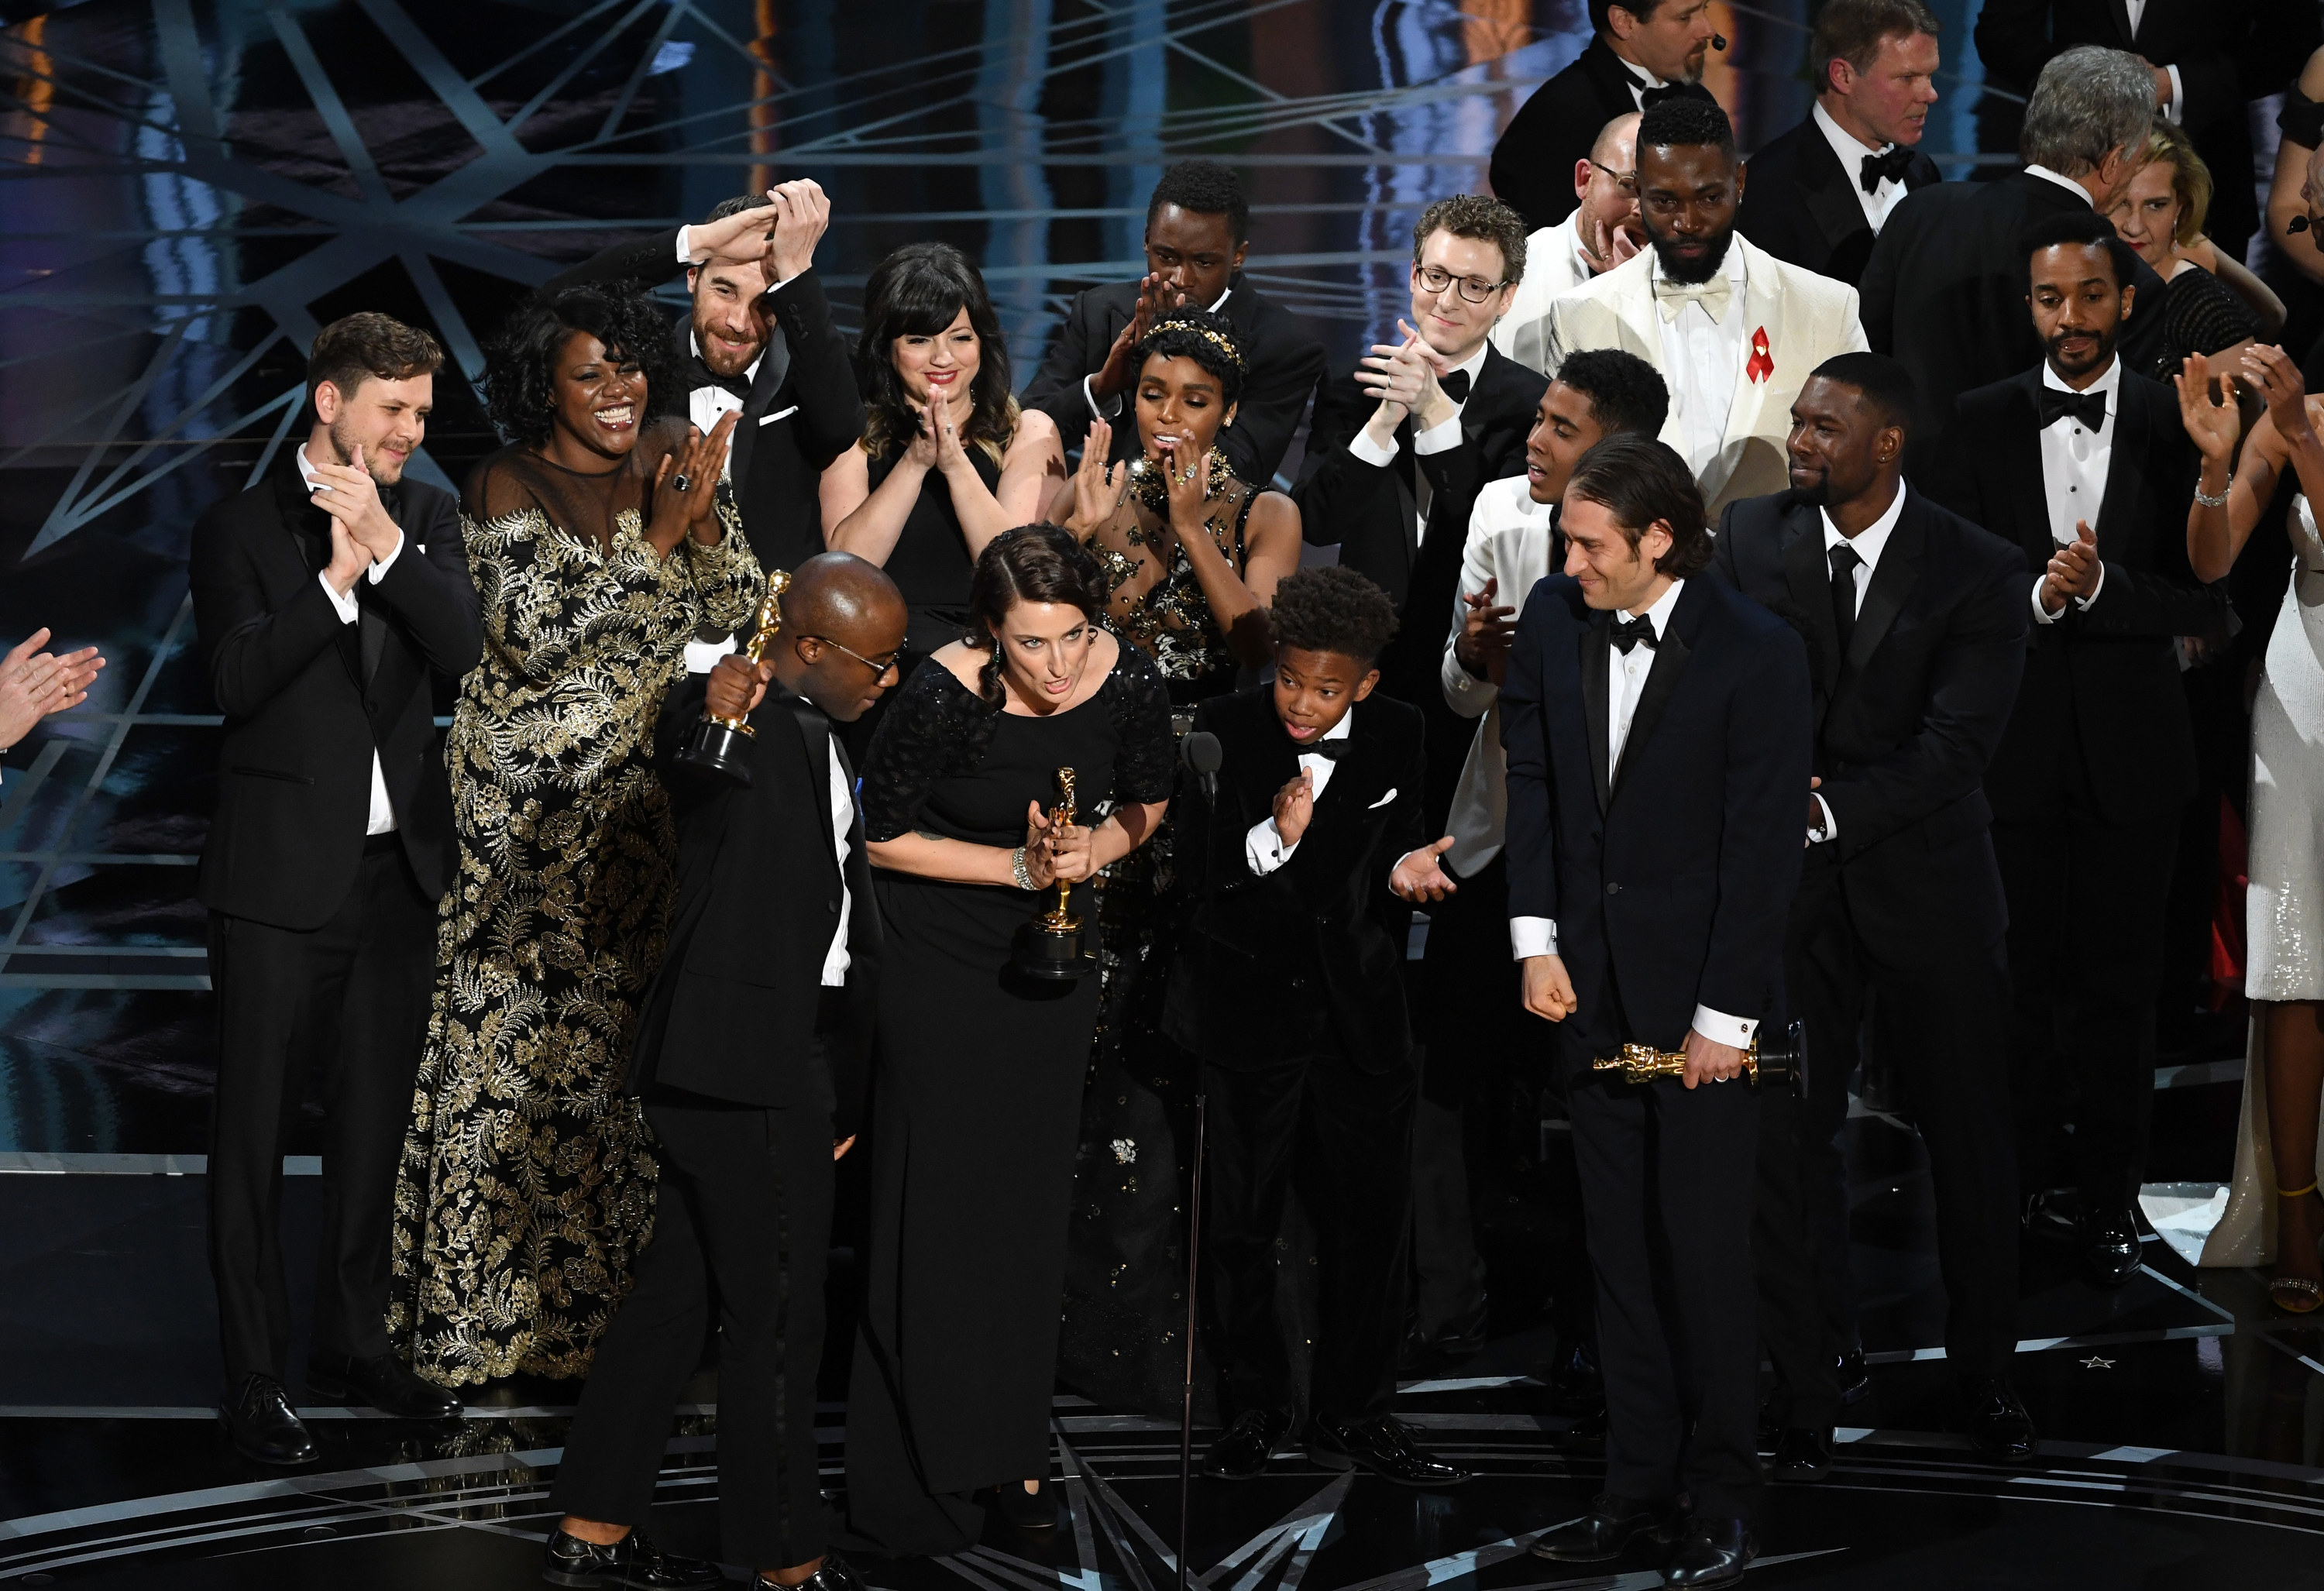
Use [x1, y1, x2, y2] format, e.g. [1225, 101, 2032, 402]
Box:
[1711, 32, 1728, 49]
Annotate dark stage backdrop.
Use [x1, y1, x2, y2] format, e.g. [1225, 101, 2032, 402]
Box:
[0, 0, 2013, 1156]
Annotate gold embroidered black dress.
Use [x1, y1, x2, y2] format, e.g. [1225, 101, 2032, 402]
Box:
[389, 428, 762, 1386]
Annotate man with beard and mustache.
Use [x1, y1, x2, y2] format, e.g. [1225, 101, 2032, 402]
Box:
[1541, 99, 1868, 517]
[1930, 212, 2228, 1293]
[1488, 0, 1717, 234]
[544, 182, 862, 579]
[1711, 353, 2033, 1474]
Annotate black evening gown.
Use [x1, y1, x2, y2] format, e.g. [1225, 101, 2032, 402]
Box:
[845, 645, 1174, 1555]
[868, 445, 1002, 658]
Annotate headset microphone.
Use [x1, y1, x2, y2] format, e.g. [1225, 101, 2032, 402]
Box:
[2292, 215, 2312, 234]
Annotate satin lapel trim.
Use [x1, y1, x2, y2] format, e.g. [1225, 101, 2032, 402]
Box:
[2108, 0, 2137, 44]
[2004, 379, 2054, 566]
[276, 470, 366, 692]
[2093, 376, 2142, 560]
[1846, 504, 1923, 675]
[778, 698, 841, 881]
[1781, 510, 1842, 696]
[1800, 132, 1870, 254]
[1614, 624, 1690, 797]
[1581, 619, 1612, 816]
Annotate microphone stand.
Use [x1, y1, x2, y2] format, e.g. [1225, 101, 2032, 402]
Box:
[1175, 732, 1221, 1591]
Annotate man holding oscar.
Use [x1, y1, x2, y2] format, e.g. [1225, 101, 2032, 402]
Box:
[1500, 433, 1811, 1588]
[542, 553, 908, 1591]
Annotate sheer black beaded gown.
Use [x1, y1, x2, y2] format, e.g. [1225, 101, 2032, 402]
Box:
[844, 641, 1174, 1554]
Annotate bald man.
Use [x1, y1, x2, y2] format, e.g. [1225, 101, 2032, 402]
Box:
[1493, 113, 1643, 375]
[548, 554, 908, 1591]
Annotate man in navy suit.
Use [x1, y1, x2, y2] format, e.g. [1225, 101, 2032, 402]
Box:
[1504, 433, 1810, 1587]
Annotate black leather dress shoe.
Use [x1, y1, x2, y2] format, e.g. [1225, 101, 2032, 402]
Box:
[541, 1525, 724, 1589]
[2023, 1187, 2081, 1245]
[308, 1351, 461, 1420]
[1529, 1493, 1674, 1562]
[1770, 1425, 1834, 1483]
[1836, 1348, 1870, 1405]
[992, 1476, 1056, 1531]
[1308, 1414, 1469, 1486]
[1957, 1376, 2037, 1464]
[1663, 1516, 1756, 1587]
[1545, 1336, 1605, 1415]
[1204, 1407, 1296, 1479]
[2081, 1208, 2143, 1290]
[763, 1556, 868, 1591]
[220, 1373, 316, 1466]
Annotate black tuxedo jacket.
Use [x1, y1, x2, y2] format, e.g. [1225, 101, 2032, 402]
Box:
[1711, 488, 2026, 899]
[190, 462, 481, 930]
[1161, 686, 1427, 1074]
[1974, 0, 2316, 257]
[1928, 366, 2229, 825]
[631, 676, 879, 1126]
[1862, 172, 2168, 483]
[1488, 37, 1717, 231]
[1733, 112, 1941, 287]
[1019, 270, 1325, 488]
[545, 239, 862, 574]
[1500, 576, 1810, 1059]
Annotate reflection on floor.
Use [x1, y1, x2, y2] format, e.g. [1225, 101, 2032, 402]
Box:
[5, 1067, 2318, 1588]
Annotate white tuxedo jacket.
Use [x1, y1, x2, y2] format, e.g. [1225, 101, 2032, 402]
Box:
[1540, 234, 1868, 513]
[1492, 215, 1596, 376]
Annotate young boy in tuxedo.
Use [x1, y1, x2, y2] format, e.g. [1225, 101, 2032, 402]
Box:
[1164, 565, 1467, 1486]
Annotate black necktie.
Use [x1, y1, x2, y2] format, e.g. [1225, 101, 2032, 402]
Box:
[1610, 613, 1658, 654]
[1439, 368, 1472, 404]
[1859, 146, 1914, 194]
[687, 353, 751, 404]
[1828, 542, 1862, 659]
[1299, 737, 1349, 761]
[2036, 387, 2108, 433]
[1638, 81, 1684, 109]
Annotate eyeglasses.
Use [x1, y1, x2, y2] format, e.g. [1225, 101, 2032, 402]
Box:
[803, 635, 902, 678]
[1587, 160, 1638, 196]
[1414, 263, 1511, 304]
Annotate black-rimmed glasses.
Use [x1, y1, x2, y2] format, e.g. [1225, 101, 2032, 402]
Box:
[1413, 263, 1511, 303]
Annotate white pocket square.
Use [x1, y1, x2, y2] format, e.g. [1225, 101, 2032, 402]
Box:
[758, 405, 799, 426]
[1367, 788, 1397, 809]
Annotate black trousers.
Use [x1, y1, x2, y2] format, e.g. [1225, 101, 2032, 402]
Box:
[1755, 839, 2019, 1424]
[554, 1077, 837, 1571]
[205, 835, 436, 1386]
[1570, 1045, 1761, 1522]
[1992, 789, 2181, 1215]
[1202, 1038, 1416, 1423]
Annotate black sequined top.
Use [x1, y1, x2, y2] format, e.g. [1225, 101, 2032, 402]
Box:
[1085, 480, 1257, 696]
[2132, 265, 2261, 383]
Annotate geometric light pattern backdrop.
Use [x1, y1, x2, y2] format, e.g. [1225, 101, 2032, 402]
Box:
[0, 0, 2010, 1155]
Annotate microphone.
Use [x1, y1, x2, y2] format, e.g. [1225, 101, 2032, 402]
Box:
[1710, 32, 1727, 49]
[1181, 730, 1222, 804]
[2292, 215, 2312, 233]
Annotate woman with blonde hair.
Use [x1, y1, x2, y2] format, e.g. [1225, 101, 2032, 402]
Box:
[2107, 119, 2282, 380]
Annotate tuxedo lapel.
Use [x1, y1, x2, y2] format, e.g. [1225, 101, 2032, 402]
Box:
[1780, 507, 1843, 696]
[1614, 603, 1694, 796]
[778, 697, 841, 878]
[1798, 128, 1871, 257]
[2108, 0, 2137, 44]
[1846, 498, 1923, 675]
[1580, 616, 1612, 816]
[1714, 238, 1786, 503]
[2093, 374, 2146, 560]
[273, 466, 364, 691]
[2002, 376, 2054, 564]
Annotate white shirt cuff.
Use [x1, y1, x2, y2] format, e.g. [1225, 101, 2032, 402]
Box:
[1808, 790, 1837, 844]
[1348, 424, 1401, 468]
[1411, 411, 1464, 455]
[2163, 64, 2183, 124]
[319, 569, 359, 624]
[2032, 579, 2064, 625]
[676, 225, 693, 264]
[1511, 915, 1559, 960]
[365, 530, 405, 583]
[1691, 1005, 1759, 1050]
[2078, 561, 2106, 610]
[1083, 373, 1123, 421]
[1246, 816, 1298, 875]
[683, 634, 741, 675]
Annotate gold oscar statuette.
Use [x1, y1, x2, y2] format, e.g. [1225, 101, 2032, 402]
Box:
[674, 569, 790, 785]
[1590, 1019, 1807, 1094]
[1012, 765, 1097, 980]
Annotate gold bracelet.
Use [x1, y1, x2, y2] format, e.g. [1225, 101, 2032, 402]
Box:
[2279, 1180, 2319, 1199]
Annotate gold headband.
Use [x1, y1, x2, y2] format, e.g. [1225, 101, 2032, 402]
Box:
[1144, 318, 1246, 369]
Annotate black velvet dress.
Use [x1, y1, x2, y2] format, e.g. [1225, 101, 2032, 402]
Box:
[844, 645, 1174, 1554]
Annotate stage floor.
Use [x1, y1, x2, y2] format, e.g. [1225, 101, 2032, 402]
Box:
[5, 1071, 2315, 1590]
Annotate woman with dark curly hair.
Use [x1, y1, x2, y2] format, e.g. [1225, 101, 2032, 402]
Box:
[387, 282, 765, 1387]
[844, 524, 1173, 1552]
[820, 243, 1064, 658]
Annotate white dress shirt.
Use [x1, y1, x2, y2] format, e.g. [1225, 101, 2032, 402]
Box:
[820, 724, 854, 985]
[672, 225, 804, 479]
[1347, 338, 1490, 548]
[1652, 241, 1749, 479]
[1246, 710, 1352, 873]
[297, 443, 402, 836]
[1439, 476, 1559, 874]
[1811, 101, 1909, 234]
[1508, 577, 1758, 1050]
[1084, 284, 1234, 421]
[2033, 357, 2117, 625]
[1614, 55, 1669, 112]
[2022, 164, 2095, 207]
[1807, 482, 1910, 844]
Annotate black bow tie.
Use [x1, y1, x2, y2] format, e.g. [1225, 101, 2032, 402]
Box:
[1439, 368, 1473, 404]
[1638, 81, 1686, 109]
[687, 353, 751, 404]
[2036, 386, 2109, 433]
[1610, 613, 1659, 654]
[1296, 737, 1349, 761]
[1859, 146, 1914, 194]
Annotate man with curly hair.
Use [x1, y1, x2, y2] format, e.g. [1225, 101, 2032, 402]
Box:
[189, 312, 480, 1463]
[1162, 564, 1468, 1488]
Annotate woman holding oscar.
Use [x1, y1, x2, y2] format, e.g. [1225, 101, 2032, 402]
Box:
[844, 524, 1173, 1552]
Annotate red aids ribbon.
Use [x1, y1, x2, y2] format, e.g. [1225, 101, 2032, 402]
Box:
[1745, 326, 1773, 384]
